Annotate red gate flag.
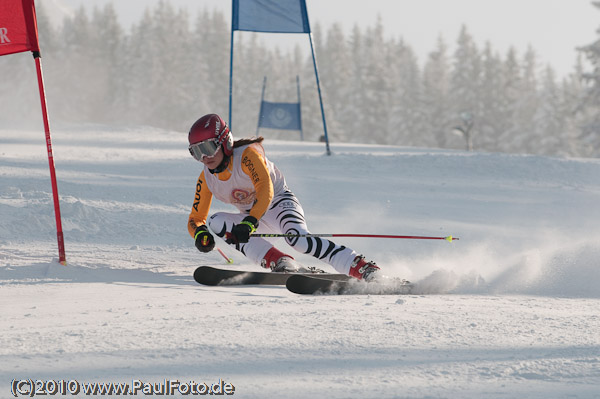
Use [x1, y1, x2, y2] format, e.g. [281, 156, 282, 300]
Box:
[0, 0, 40, 56]
[0, 0, 67, 265]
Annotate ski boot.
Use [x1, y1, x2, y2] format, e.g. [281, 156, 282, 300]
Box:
[261, 247, 301, 273]
[348, 255, 381, 281]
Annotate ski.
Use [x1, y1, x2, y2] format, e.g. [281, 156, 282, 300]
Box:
[286, 274, 414, 295]
[193, 265, 350, 286]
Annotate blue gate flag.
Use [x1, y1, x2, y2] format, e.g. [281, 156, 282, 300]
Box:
[258, 101, 302, 130]
[232, 0, 310, 33]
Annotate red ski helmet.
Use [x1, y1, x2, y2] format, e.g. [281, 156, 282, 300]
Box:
[188, 114, 234, 159]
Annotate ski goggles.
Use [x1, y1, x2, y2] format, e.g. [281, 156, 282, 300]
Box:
[189, 139, 220, 161]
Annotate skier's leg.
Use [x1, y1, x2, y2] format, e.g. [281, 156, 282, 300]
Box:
[265, 191, 374, 276]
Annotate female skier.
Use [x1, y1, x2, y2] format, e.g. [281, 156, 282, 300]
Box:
[187, 113, 380, 280]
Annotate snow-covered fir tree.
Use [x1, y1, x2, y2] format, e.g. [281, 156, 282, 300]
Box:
[422, 37, 452, 148]
[576, 1, 600, 156]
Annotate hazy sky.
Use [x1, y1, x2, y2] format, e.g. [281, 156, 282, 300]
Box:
[55, 0, 599, 78]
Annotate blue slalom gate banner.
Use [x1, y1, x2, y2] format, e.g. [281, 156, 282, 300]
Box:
[232, 0, 310, 33]
[258, 101, 302, 131]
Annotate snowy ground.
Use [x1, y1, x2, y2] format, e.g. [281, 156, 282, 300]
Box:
[1, 125, 600, 398]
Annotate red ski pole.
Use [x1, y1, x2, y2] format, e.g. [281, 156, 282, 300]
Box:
[251, 233, 459, 242]
[217, 247, 234, 264]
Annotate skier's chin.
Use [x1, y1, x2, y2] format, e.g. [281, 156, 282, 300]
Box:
[202, 157, 221, 169]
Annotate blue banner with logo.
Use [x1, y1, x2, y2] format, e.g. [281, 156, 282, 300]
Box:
[258, 101, 302, 131]
[232, 0, 310, 33]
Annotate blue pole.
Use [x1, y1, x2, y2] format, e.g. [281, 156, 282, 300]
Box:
[296, 75, 303, 141]
[256, 76, 267, 136]
[308, 32, 331, 155]
[228, 16, 235, 129]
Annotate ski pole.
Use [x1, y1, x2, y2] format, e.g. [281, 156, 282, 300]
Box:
[217, 247, 234, 264]
[251, 233, 459, 242]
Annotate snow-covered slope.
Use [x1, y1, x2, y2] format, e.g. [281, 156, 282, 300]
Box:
[1, 125, 599, 398]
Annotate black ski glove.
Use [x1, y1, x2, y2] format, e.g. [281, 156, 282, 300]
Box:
[194, 225, 215, 253]
[228, 216, 258, 245]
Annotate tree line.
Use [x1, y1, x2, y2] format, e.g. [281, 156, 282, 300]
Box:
[1, 1, 599, 157]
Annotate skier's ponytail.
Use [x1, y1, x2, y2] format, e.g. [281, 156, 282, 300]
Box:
[233, 136, 264, 148]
